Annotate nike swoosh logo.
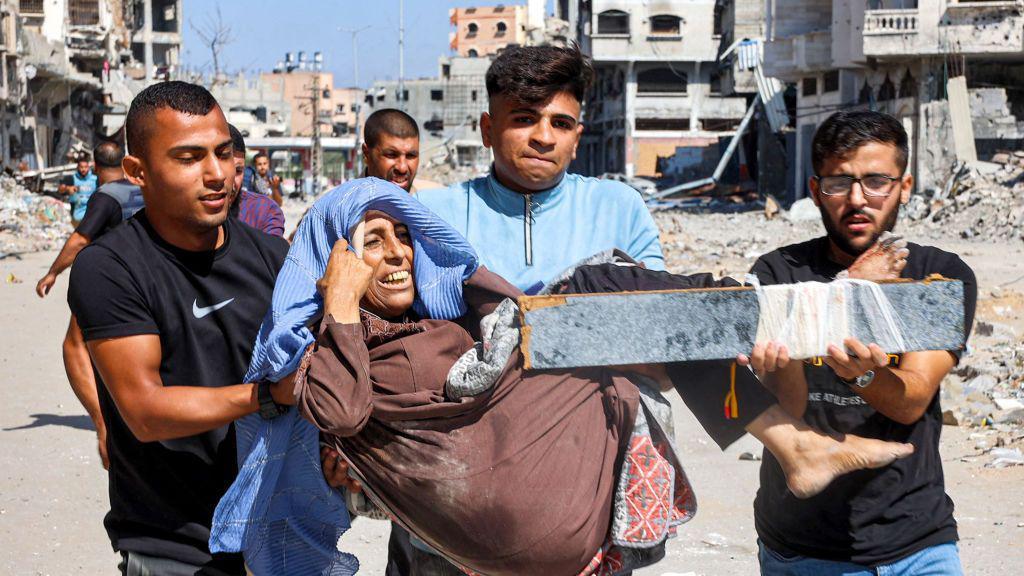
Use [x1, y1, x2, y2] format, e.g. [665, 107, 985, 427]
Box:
[192, 298, 235, 319]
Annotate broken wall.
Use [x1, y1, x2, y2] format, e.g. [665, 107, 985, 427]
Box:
[918, 99, 954, 192]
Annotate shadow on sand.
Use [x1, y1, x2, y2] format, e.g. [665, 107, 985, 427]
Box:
[3, 413, 95, 432]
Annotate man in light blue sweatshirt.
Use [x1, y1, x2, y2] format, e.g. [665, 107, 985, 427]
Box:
[417, 44, 664, 294]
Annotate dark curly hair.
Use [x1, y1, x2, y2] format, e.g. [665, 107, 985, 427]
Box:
[485, 44, 594, 106]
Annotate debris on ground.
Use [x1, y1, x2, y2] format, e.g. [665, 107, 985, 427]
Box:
[904, 159, 1024, 242]
[0, 175, 72, 254]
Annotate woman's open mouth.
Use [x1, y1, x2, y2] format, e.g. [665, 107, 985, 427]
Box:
[378, 270, 412, 290]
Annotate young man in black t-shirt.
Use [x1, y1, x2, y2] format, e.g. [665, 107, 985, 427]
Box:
[745, 111, 976, 575]
[68, 82, 294, 575]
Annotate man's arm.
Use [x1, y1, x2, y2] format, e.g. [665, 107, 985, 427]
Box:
[826, 251, 977, 425]
[270, 175, 284, 206]
[36, 232, 91, 297]
[58, 175, 76, 196]
[87, 334, 293, 442]
[264, 197, 286, 237]
[37, 194, 122, 297]
[825, 341, 954, 425]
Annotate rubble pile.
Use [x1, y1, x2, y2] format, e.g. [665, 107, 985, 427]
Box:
[653, 209, 820, 278]
[904, 158, 1024, 242]
[0, 175, 73, 255]
[942, 325, 1024, 429]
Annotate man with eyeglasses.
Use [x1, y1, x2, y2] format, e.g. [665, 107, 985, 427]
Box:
[746, 110, 977, 575]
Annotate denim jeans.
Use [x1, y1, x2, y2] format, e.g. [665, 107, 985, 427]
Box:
[758, 540, 963, 576]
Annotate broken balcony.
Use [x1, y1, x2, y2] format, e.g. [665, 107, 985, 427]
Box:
[864, 1, 1024, 58]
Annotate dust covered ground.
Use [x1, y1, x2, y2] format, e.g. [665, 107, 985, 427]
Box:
[0, 206, 1022, 574]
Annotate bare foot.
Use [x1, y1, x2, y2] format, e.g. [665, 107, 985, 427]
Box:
[845, 232, 909, 281]
[781, 430, 914, 499]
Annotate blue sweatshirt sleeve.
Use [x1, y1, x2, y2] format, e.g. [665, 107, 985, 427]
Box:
[624, 193, 665, 270]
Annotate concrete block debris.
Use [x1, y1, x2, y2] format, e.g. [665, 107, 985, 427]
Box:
[519, 278, 964, 370]
[904, 159, 1024, 242]
[988, 447, 1024, 468]
[0, 175, 72, 254]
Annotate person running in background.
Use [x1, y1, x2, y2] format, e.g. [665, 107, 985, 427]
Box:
[59, 155, 99, 225]
[228, 124, 284, 236]
[37, 135, 143, 470]
[244, 151, 284, 206]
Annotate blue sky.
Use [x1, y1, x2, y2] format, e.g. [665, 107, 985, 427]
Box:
[182, 0, 550, 88]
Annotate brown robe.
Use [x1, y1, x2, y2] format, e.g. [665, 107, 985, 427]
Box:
[295, 268, 642, 575]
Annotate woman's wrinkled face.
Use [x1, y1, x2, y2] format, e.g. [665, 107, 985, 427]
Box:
[359, 211, 415, 318]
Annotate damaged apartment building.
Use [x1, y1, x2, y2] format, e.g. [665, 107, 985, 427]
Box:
[2, 0, 181, 172]
[760, 0, 1024, 199]
[365, 4, 545, 169]
[558, 0, 749, 182]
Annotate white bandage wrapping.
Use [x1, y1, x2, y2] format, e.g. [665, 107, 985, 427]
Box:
[747, 276, 910, 359]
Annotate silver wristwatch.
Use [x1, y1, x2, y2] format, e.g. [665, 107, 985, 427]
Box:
[842, 370, 875, 389]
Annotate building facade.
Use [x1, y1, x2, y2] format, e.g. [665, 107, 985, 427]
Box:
[561, 0, 749, 181]
[6, 0, 180, 170]
[764, 0, 1024, 197]
[449, 4, 528, 58]
[260, 64, 363, 139]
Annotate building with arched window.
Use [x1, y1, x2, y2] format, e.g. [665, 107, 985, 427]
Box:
[559, 1, 748, 181]
[449, 5, 528, 58]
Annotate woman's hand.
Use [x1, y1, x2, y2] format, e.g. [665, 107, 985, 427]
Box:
[321, 445, 362, 492]
[317, 238, 375, 324]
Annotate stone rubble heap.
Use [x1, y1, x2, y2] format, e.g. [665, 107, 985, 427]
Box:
[904, 158, 1024, 243]
[0, 175, 73, 255]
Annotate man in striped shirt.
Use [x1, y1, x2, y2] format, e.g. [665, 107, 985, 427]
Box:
[228, 124, 284, 237]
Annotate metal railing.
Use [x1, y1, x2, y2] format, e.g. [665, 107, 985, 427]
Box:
[69, 0, 101, 26]
[864, 9, 919, 34]
[19, 0, 45, 15]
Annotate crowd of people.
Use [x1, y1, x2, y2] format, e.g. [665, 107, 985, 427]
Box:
[34, 44, 975, 576]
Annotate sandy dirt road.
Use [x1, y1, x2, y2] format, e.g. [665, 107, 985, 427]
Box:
[1, 248, 1021, 575]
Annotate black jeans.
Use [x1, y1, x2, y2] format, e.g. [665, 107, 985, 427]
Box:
[118, 551, 243, 576]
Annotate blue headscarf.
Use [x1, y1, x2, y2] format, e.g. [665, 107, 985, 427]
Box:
[211, 178, 479, 575]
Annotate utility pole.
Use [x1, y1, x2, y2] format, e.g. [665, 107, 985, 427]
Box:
[310, 53, 323, 198]
[339, 25, 371, 177]
[398, 0, 405, 111]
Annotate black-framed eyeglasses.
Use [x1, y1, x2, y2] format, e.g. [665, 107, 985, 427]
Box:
[813, 174, 902, 197]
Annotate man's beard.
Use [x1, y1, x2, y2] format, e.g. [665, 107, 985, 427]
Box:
[819, 203, 900, 257]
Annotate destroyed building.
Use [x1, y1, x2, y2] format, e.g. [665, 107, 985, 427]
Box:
[2, 0, 182, 172]
[557, 0, 749, 182]
[761, 0, 1024, 198]
[364, 4, 551, 171]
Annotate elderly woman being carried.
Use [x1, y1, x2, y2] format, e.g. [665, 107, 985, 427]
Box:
[215, 179, 913, 576]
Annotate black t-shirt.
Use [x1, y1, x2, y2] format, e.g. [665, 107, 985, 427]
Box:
[75, 180, 146, 240]
[750, 237, 977, 566]
[68, 212, 288, 567]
